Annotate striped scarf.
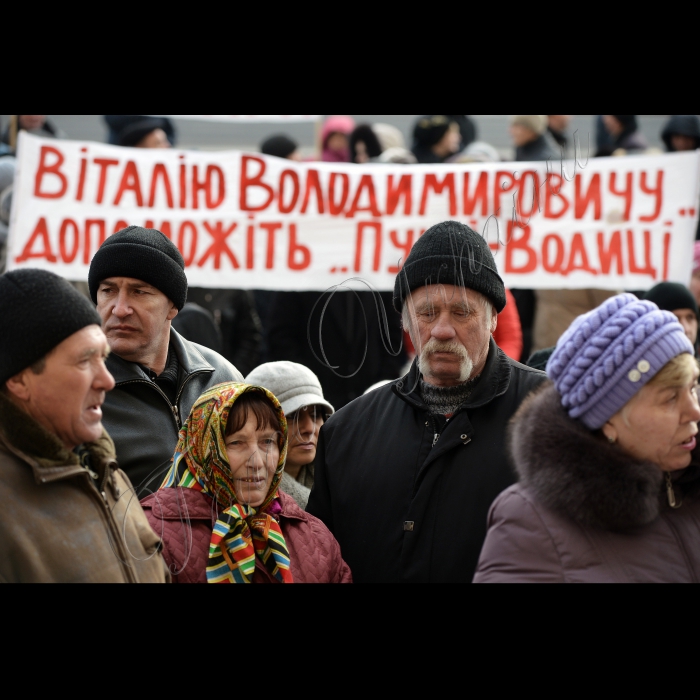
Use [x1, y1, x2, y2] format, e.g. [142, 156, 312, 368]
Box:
[160, 382, 293, 583]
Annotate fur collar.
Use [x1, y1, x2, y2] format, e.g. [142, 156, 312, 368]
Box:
[510, 383, 673, 531]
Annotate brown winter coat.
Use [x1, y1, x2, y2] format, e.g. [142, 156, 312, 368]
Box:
[474, 384, 700, 583]
[532, 289, 618, 353]
[141, 488, 352, 583]
[0, 392, 169, 583]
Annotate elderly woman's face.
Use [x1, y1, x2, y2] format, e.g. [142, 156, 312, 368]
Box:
[224, 414, 280, 507]
[605, 367, 700, 471]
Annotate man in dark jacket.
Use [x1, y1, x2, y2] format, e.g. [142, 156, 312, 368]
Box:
[307, 220, 546, 582]
[88, 226, 243, 496]
[510, 114, 555, 162]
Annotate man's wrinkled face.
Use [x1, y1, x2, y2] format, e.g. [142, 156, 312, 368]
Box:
[96, 277, 177, 365]
[12, 325, 115, 450]
[405, 284, 497, 387]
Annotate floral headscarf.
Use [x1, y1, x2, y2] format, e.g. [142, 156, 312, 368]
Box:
[160, 382, 292, 583]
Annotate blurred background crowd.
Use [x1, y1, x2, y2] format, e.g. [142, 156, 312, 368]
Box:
[1, 114, 699, 411]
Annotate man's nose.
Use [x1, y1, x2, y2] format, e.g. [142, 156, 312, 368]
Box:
[431, 311, 456, 340]
[112, 290, 132, 317]
[95, 362, 115, 392]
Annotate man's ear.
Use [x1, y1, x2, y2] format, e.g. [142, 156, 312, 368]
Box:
[5, 369, 32, 402]
[166, 304, 178, 321]
[489, 307, 498, 334]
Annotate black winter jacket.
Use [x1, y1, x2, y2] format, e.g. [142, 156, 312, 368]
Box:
[307, 339, 546, 582]
[102, 328, 242, 496]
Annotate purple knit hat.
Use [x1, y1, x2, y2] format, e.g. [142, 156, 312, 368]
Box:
[546, 293, 694, 429]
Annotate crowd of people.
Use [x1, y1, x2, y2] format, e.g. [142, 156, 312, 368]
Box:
[0, 115, 699, 583]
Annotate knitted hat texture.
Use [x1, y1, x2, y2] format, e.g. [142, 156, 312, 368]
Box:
[546, 293, 694, 429]
[393, 220, 506, 313]
[88, 226, 188, 310]
[245, 361, 334, 418]
[0, 269, 102, 384]
[511, 115, 548, 136]
[645, 282, 698, 317]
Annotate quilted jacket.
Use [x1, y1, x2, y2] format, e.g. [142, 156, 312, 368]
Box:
[141, 488, 352, 583]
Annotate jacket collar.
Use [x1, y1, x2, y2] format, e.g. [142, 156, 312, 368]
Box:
[0, 391, 116, 485]
[510, 383, 700, 531]
[392, 337, 511, 412]
[107, 327, 215, 385]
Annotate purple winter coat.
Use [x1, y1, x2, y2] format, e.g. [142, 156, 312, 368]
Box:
[474, 384, 700, 583]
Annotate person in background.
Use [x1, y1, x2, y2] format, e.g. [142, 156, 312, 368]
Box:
[320, 115, 355, 163]
[245, 361, 334, 510]
[0, 157, 15, 273]
[0, 269, 168, 582]
[373, 123, 417, 164]
[474, 294, 700, 583]
[492, 288, 523, 361]
[117, 117, 171, 149]
[449, 141, 501, 164]
[446, 115, 477, 151]
[546, 115, 572, 152]
[184, 288, 262, 376]
[140, 382, 351, 583]
[645, 282, 699, 353]
[599, 115, 648, 155]
[350, 124, 383, 163]
[265, 287, 406, 411]
[532, 289, 619, 355]
[171, 302, 224, 355]
[690, 242, 700, 307]
[510, 115, 555, 162]
[661, 115, 700, 152]
[260, 134, 302, 161]
[411, 115, 461, 164]
[104, 115, 176, 146]
[1, 115, 65, 148]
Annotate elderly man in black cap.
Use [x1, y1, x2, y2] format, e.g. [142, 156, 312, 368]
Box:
[307, 220, 547, 582]
[0, 269, 168, 582]
[88, 226, 243, 495]
[645, 282, 699, 353]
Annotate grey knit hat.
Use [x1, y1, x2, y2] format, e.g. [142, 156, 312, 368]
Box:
[393, 220, 506, 313]
[245, 361, 334, 418]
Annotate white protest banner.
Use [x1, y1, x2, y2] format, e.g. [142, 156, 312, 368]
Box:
[149, 115, 322, 122]
[8, 132, 700, 291]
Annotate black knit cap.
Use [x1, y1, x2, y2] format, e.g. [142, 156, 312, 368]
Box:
[0, 269, 102, 385]
[88, 226, 188, 310]
[260, 134, 298, 159]
[413, 115, 452, 148]
[645, 282, 699, 317]
[393, 220, 506, 313]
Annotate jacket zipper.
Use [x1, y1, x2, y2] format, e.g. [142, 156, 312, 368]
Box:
[116, 369, 210, 429]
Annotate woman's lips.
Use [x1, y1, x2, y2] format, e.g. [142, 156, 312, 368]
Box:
[680, 436, 697, 450]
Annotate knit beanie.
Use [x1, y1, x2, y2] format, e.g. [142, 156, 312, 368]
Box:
[546, 293, 694, 429]
[0, 269, 102, 385]
[260, 134, 298, 159]
[393, 220, 506, 313]
[245, 361, 334, 418]
[645, 282, 698, 317]
[413, 115, 452, 148]
[511, 115, 548, 136]
[117, 118, 167, 148]
[88, 226, 188, 310]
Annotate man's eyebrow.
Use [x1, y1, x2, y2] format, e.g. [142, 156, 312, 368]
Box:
[77, 347, 98, 360]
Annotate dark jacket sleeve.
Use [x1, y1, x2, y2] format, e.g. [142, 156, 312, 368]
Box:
[306, 423, 334, 534]
[225, 291, 262, 376]
[473, 486, 565, 583]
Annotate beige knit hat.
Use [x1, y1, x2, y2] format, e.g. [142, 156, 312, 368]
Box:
[510, 115, 548, 136]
